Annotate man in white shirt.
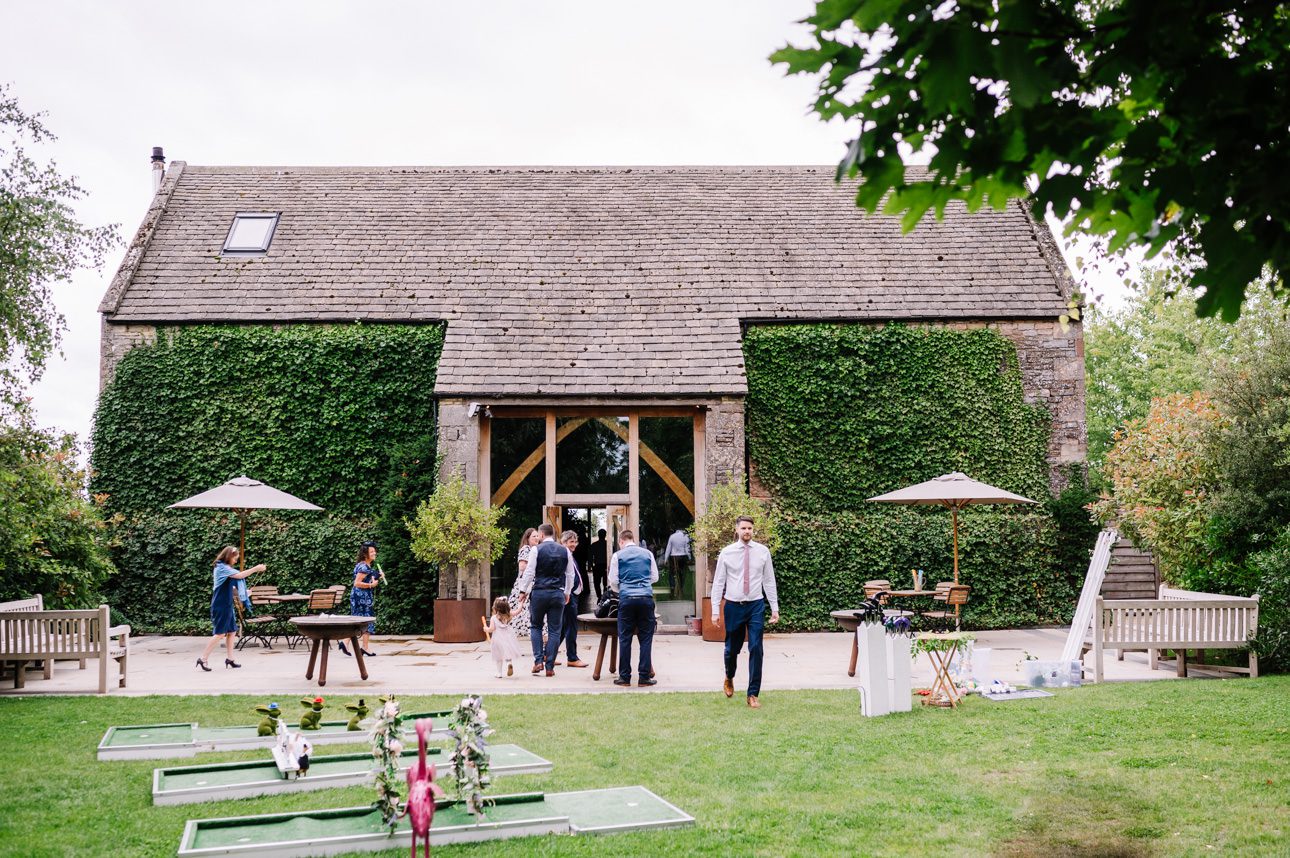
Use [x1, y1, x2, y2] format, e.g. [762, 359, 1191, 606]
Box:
[662, 528, 691, 598]
[710, 515, 779, 708]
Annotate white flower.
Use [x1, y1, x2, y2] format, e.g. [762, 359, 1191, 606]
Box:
[477, 709, 487, 722]
[384, 700, 399, 717]
[389, 740, 403, 756]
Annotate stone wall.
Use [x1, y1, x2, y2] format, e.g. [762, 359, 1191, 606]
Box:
[99, 320, 157, 389]
[704, 397, 746, 492]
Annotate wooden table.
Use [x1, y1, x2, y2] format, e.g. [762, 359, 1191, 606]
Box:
[829, 610, 865, 677]
[289, 616, 371, 687]
[576, 613, 658, 682]
[916, 631, 970, 708]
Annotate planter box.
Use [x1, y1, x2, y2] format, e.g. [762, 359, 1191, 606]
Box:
[154, 743, 553, 806]
[700, 597, 724, 642]
[433, 598, 488, 643]
[98, 712, 451, 761]
[178, 787, 694, 857]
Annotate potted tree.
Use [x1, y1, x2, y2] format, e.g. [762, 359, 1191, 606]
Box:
[409, 475, 507, 643]
[689, 482, 782, 642]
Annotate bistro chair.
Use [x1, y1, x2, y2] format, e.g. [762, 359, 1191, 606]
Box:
[921, 584, 971, 631]
[306, 588, 342, 614]
[234, 598, 278, 650]
[863, 580, 893, 603]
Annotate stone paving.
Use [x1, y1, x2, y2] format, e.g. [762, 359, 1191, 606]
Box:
[0, 626, 1202, 697]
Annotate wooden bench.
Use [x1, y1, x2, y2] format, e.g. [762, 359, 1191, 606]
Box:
[0, 604, 130, 693]
[1090, 588, 1259, 682]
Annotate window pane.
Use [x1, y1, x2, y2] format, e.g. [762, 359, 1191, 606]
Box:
[226, 215, 276, 250]
[639, 416, 696, 601]
[556, 416, 629, 495]
[489, 417, 546, 595]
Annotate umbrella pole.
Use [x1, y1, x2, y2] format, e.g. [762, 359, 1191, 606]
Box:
[238, 509, 247, 572]
[951, 504, 959, 586]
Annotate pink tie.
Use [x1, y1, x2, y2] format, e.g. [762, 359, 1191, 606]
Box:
[742, 544, 750, 595]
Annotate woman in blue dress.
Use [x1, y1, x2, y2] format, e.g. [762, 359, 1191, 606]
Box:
[344, 542, 382, 657]
[196, 545, 266, 671]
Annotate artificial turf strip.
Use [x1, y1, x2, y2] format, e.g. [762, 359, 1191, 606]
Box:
[0, 680, 1287, 857]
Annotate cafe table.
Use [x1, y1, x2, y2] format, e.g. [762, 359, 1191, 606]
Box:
[264, 593, 310, 648]
[289, 615, 371, 687]
[576, 613, 659, 682]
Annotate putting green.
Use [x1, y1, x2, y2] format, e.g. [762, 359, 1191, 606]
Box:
[181, 788, 693, 854]
[155, 743, 551, 801]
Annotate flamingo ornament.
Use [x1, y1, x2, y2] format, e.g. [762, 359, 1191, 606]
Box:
[401, 718, 445, 858]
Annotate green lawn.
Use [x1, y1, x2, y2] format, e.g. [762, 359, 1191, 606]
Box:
[1, 680, 1287, 857]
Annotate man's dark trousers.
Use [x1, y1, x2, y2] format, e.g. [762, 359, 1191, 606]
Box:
[529, 589, 565, 670]
[617, 594, 656, 682]
[723, 598, 766, 697]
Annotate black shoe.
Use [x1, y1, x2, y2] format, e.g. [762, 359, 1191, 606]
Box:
[613, 678, 631, 686]
[361, 649, 376, 657]
[224, 658, 241, 669]
[195, 658, 211, 672]
[337, 642, 351, 656]
[638, 678, 657, 686]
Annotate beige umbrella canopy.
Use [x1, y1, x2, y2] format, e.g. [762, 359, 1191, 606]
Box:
[170, 476, 323, 570]
[867, 472, 1037, 584]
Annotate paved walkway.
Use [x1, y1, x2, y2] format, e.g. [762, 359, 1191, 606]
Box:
[1, 626, 1195, 697]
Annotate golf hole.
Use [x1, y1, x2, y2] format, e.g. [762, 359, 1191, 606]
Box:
[196, 780, 208, 786]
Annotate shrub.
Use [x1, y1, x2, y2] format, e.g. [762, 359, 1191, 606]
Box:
[408, 475, 507, 600]
[1247, 528, 1290, 673]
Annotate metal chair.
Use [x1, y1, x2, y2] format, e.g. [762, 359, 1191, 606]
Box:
[235, 597, 279, 650]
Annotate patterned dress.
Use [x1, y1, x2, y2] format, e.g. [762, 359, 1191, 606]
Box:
[350, 561, 378, 634]
[507, 545, 533, 637]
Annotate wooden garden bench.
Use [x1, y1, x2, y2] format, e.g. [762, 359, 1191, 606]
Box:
[1089, 588, 1259, 682]
[0, 604, 130, 693]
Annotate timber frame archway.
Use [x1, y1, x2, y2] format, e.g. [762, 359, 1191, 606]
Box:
[476, 405, 709, 610]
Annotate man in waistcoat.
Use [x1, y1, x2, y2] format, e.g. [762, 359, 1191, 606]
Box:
[520, 523, 576, 676]
[608, 529, 660, 687]
[710, 515, 779, 708]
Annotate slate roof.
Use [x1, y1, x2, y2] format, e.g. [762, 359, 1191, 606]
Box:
[101, 165, 1074, 397]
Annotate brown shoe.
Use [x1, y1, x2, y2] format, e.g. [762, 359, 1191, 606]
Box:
[567, 660, 589, 668]
[531, 662, 543, 675]
[545, 669, 555, 677]
[747, 695, 760, 709]
[722, 677, 734, 698]
[507, 663, 514, 676]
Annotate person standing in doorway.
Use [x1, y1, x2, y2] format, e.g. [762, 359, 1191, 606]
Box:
[663, 527, 691, 598]
[521, 523, 575, 676]
[588, 528, 609, 599]
[609, 529, 659, 687]
[557, 530, 589, 668]
[710, 516, 779, 708]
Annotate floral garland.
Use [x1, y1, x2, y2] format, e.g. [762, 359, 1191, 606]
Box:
[448, 694, 493, 816]
[912, 633, 975, 656]
[369, 694, 406, 831]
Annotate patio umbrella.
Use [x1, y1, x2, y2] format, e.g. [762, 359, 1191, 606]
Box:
[169, 475, 323, 571]
[867, 472, 1036, 584]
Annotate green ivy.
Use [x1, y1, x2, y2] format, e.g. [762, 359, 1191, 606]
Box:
[745, 324, 1084, 630]
[90, 324, 443, 633]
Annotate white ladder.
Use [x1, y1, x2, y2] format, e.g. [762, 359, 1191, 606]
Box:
[1060, 528, 1118, 664]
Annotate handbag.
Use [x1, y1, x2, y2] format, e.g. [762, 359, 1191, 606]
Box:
[594, 588, 619, 619]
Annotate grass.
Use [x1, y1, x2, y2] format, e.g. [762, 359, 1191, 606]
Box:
[0, 679, 1287, 857]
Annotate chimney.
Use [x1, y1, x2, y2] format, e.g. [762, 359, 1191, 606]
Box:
[151, 146, 165, 192]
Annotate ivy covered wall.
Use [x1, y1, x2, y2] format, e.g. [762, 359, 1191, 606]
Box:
[744, 324, 1093, 630]
[91, 324, 444, 634]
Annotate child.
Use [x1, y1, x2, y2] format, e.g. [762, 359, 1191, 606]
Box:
[487, 596, 525, 678]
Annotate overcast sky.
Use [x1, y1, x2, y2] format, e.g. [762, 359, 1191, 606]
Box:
[3, 0, 1102, 444]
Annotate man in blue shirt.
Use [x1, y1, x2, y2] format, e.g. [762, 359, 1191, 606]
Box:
[608, 529, 660, 687]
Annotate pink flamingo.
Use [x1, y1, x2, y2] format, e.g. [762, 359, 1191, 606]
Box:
[402, 718, 445, 858]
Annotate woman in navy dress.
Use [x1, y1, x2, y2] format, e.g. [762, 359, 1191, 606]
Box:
[346, 542, 382, 657]
[196, 545, 266, 671]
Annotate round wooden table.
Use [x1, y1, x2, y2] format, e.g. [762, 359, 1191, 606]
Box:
[289, 615, 371, 687]
[577, 613, 658, 681]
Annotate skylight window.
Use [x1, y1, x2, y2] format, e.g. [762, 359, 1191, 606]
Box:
[222, 213, 279, 254]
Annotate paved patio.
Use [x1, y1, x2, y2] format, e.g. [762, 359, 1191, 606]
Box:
[1, 626, 1202, 697]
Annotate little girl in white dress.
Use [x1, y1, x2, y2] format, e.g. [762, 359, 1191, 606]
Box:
[488, 597, 525, 677]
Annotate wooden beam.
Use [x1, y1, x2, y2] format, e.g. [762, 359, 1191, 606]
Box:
[594, 417, 694, 515]
[491, 417, 589, 508]
[628, 415, 640, 534]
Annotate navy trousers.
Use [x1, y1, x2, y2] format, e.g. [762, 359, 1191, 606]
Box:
[528, 589, 565, 670]
[560, 598, 581, 661]
[723, 598, 766, 697]
[617, 595, 656, 682]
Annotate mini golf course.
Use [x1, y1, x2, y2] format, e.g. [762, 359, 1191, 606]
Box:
[153, 743, 553, 805]
[97, 712, 452, 760]
[177, 787, 695, 857]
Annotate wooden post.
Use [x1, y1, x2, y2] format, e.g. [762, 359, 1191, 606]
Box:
[478, 415, 492, 606]
[628, 415, 640, 535]
[545, 412, 556, 507]
[950, 503, 960, 585]
[1093, 596, 1105, 683]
